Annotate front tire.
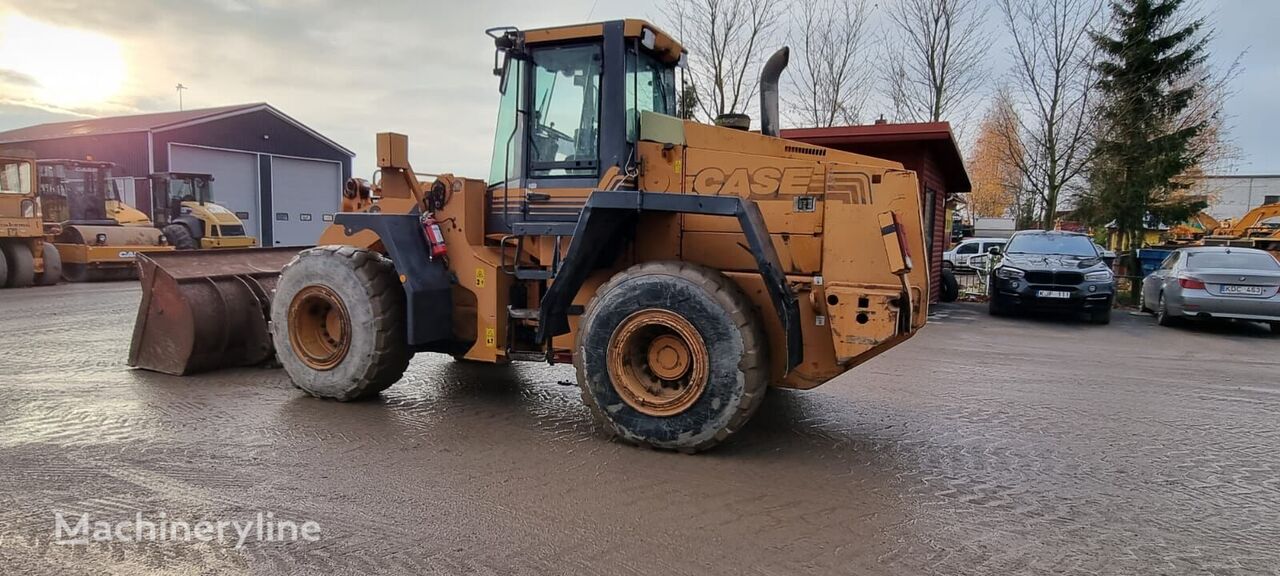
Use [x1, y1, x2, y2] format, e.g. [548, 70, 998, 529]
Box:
[2, 241, 35, 288]
[37, 243, 61, 286]
[1089, 307, 1112, 325]
[1156, 293, 1178, 327]
[271, 246, 411, 401]
[575, 261, 768, 453]
[162, 224, 198, 250]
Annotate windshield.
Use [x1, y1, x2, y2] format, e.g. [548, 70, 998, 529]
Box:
[37, 163, 110, 222]
[0, 159, 32, 195]
[1005, 234, 1098, 257]
[166, 175, 212, 203]
[1185, 251, 1280, 271]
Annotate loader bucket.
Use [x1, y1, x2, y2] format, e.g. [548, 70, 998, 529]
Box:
[128, 247, 301, 375]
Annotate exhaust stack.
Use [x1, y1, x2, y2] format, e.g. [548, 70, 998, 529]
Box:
[759, 47, 790, 137]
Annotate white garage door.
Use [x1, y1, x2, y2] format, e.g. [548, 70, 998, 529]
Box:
[270, 156, 340, 247]
[169, 144, 261, 240]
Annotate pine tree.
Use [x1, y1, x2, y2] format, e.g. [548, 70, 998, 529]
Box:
[1083, 0, 1210, 297]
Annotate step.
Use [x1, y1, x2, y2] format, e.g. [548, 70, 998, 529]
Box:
[513, 268, 554, 281]
[510, 222, 579, 236]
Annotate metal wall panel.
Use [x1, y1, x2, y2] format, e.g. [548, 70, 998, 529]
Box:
[168, 144, 261, 240]
[269, 156, 340, 246]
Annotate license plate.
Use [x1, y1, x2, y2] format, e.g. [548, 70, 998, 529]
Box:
[1222, 285, 1264, 295]
[1036, 290, 1070, 299]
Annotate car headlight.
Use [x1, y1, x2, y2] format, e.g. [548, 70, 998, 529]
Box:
[995, 267, 1024, 280]
[1084, 270, 1113, 282]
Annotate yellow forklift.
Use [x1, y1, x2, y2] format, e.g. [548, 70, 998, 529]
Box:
[0, 154, 59, 287]
[37, 159, 172, 281]
[148, 172, 257, 250]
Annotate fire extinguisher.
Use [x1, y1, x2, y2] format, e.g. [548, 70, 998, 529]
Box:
[421, 212, 448, 260]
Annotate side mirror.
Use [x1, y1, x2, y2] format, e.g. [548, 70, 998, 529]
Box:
[988, 246, 1002, 256]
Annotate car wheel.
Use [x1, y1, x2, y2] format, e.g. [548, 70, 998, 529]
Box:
[1138, 290, 1151, 314]
[1270, 321, 1279, 335]
[988, 290, 1008, 317]
[1089, 308, 1112, 325]
[942, 261, 953, 271]
[1156, 292, 1178, 327]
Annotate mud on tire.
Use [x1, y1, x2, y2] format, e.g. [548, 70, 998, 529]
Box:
[271, 245, 411, 401]
[162, 224, 197, 250]
[575, 261, 768, 453]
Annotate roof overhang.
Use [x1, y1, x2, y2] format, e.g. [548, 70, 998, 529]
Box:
[782, 122, 971, 193]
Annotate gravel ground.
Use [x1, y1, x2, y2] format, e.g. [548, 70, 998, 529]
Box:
[0, 282, 1277, 575]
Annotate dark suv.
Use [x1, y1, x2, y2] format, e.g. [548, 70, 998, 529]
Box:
[988, 231, 1116, 324]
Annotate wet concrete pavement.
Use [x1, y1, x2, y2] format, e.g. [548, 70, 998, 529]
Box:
[1, 282, 1278, 575]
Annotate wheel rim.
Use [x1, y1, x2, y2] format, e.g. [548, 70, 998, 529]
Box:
[607, 309, 709, 417]
[288, 285, 352, 371]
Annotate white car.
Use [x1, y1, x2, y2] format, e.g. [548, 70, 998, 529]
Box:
[944, 237, 1007, 272]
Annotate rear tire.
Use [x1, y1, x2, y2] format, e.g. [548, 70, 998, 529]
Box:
[0, 246, 8, 287]
[939, 268, 959, 303]
[575, 261, 768, 453]
[37, 243, 61, 286]
[2, 241, 35, 288]
[162, 224, 198, 250]
[271, 246, 411, 401]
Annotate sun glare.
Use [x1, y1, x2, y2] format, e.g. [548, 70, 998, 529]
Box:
[0, 13, 127, 108]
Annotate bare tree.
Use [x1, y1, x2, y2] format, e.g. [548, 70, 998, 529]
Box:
[663, 0, 785, 122]
[998, 0, 1104, 229]
[883, 0, 990, 124]
[783, 0, 874, 127]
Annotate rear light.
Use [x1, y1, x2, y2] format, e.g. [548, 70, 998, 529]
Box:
[1179, 277, 1206, 290]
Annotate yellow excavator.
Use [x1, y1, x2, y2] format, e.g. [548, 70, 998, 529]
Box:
[37, 159, 173, 281]
[130, 19, 932, 452]
[147, 172, 257, 250]
[1203, 203, 1280, 257]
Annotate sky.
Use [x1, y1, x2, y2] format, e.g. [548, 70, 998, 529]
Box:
[0, 0, 1276, 179]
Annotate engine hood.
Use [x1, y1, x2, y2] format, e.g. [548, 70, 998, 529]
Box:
[1000, 253, 1106, 271]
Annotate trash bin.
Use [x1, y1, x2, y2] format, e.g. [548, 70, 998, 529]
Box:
[1135, 248, 1172, 277]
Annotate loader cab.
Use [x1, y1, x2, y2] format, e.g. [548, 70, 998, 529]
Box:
[36, 159, 115, 225]
[487, 20, 683, 196]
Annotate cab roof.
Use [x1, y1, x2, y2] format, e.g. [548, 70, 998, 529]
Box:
[520, 19, 684, 63]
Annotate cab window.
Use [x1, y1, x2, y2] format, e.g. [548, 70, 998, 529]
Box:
[488, 60, 526, 187]
[529, 44, 602, 178]
[0, 159, 31, 195]
[626, 48, 676, 141]
[956, 242, 979, 255]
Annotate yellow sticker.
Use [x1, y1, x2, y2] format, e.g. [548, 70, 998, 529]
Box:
[484, 327, 496, 348]
[673, 159, 682, 174]
[475, 267, 486, 288]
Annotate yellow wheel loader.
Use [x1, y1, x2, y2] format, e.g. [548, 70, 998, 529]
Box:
[37, 159, 173, 282]
[0, 155, 61, 287]
[148, 172, 257, 250]
[130, 19, 930, 452]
